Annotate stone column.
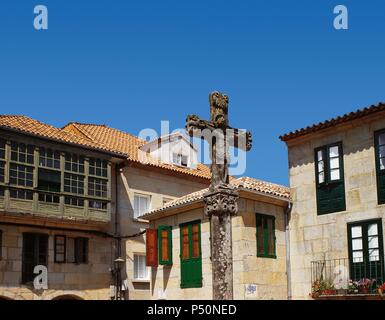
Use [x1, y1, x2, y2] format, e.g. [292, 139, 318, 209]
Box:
[204, 186, 238, 300]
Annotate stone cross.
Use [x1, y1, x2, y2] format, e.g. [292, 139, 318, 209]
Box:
[185, 91, 252, 300]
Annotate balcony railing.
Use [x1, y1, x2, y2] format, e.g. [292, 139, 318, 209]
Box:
[311, 257, 385, 296]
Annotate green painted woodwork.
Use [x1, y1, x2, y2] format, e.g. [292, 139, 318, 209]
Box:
[315, 142, 346, 215]
[158, 225, 173, 265]
[180, 220, 202, 288]
[256, 213, 276, 258]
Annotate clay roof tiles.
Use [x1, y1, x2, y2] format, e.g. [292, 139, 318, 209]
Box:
[280, 102, 385, 142]
[141, 176, 291, 218]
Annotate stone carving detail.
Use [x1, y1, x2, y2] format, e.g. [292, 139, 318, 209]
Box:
[204, 187, 238, 217]
[185, 91, 252, 300]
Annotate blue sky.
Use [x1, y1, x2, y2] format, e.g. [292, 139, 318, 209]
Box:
[1, 1, 385, 185]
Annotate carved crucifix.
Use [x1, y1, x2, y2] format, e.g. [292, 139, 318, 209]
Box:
[185, 91, 252, 300]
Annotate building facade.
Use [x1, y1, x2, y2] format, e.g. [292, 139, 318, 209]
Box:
[280, 103, 385, 299]
[0, 116, 125, 300]
[141, 177, 291, 300]
[0, 116, 211, 300]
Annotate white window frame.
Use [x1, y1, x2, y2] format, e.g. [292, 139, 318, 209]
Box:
[172, 153, 188, 167]
[133, 193, 151, 219]
[133, 253, 150, 281]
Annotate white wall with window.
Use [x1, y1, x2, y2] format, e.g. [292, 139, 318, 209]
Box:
[133, 254, 149, 280]
[133, 193, 151, 219]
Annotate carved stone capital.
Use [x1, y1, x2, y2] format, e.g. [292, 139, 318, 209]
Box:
[203, 186, 239, 217]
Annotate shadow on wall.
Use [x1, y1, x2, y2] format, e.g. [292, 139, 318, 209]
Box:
[288, 126, 374, 170]
[52, 295, 83, 300]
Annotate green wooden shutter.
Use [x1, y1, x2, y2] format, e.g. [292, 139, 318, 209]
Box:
[158, 225, 172, 265]
[315, 142, 346, 215]
[375, 130, 385, 204]
[256, 214, 276, 258]
[180, 221, 202, 288]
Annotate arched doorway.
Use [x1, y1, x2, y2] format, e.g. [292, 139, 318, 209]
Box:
[52, 295, 83, 300]
[0, 296, 12, 300]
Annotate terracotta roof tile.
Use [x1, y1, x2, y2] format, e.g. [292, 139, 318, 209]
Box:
[280, 102, 385, 142]
[141, 176, 291, 218]
[63, 122, 211, 180]
[0, 115, 125, 157]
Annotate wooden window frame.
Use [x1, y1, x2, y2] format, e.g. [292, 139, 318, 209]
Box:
[179, 220, 202, 289]
[375, 129, 385, 204]
[54, 235, 66, 263]
[256, 213, 276, 259]
[0, 161, 4, 184]
[347, 219, 385, 281]
[315, 142, 344, 186]
[314, 141, 346, 215]
[89, 158, 108, 178]
[133, 193, 151, 219]
[64, 153, 85, 174]
[133, 253, 150, 280]
[9, 163, 34, 187]
[0, 229, 2, 260]
[0, 139, 5, 160]
[158, 225, 172, 265]
[64, 173, 84, 195]
[39, 147, 61, 169]
[88, 177, 108, 198]
[10, 142, 34, 165]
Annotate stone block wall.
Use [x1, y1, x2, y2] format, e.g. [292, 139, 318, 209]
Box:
[287, 117, 385, 299]
[0, 224, 113, 300]
[149, 197, 288, 300]
[118, 166, 208, 300]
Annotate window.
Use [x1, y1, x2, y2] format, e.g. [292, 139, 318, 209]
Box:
[39, 148, 60, 169]
[314, 142, 346, 215]
[158, 226, 172, 265]
[10, 189, 33, 200]
[75, 237, 88, 264]
[0, 139, 5, 159]
[11, 142, 34, 164]
[89, 200, 107, 210]
[0, 161, 4, 183]
[0, 188, 4, 197]
[10, 164, 33, 187]
[38, 169, 61, 192]
[64, 173, 84, 195]
[134, 254, 149, 280]
[89, 158, 107, 177]
[64, 196, 84, 207]
[65, 153, 84, 173]
[375, 130, 385, 204]
[54, 236, 88, 264]
[54, 235, 66, 263]
[39, 193, 59, 203]
[172, 153, 188, 167]
[22, 233, 48, 284]
[256, 214, 276, 258]
[134, 194, 150, 219]
[348, 219, 384, 283]
[180, 220, 202, 288]
[88, 178, 107, 198]
[0, 230, 2, 260]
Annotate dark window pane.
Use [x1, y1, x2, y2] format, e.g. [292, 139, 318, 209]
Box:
[38, 169, 61, 192]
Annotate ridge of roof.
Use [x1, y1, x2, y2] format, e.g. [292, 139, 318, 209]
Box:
[140, 176, 291, 219]
[0, 115, 126, 157]
[280, 102, 385, 142]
